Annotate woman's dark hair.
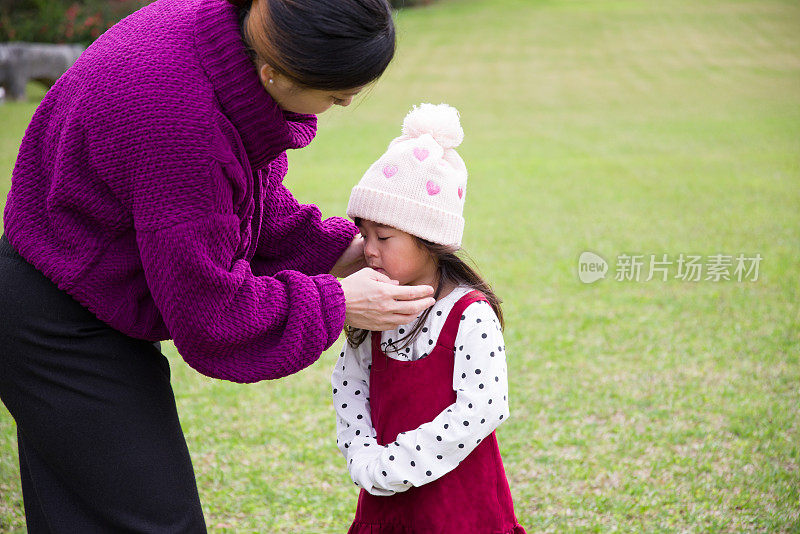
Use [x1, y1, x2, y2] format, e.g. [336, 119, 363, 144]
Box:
[231, 0, 395, 91]
[344, 218, 504, 351]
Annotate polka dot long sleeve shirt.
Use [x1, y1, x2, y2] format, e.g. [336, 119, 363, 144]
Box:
[331, 286, 510, 496]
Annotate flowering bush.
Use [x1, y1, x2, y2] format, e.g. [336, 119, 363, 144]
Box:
[0, 0, 437, 45]
[389, 0, 436, 7]
[0, 0, 152, 44]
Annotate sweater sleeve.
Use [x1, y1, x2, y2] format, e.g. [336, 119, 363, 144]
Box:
[134, 158, 347, 384]
[250, 153, 358, 278]
[346, 302, 510, 495]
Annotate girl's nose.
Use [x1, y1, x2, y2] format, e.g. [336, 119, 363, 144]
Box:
[364, 240, 378, 258]
[337, 96, 354, 107]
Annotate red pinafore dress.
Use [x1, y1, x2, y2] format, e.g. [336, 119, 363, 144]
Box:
[348, 290, 526, 534]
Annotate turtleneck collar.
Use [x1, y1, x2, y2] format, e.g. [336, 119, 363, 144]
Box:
[193, 0, 317, 170]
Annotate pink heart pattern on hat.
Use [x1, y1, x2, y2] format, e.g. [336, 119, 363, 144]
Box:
[347, 104, 467, 247]
[382, 164, 398, 178]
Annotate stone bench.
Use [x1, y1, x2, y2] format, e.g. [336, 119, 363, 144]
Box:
[0, 42, 84, 102]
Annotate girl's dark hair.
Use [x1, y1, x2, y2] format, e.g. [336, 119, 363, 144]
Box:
[344, 219, 504, 351]
[232, 0, 395, 91]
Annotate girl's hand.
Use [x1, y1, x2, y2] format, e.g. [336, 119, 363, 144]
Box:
[340, 268, 435, 331]
[330, 235, 367, 278]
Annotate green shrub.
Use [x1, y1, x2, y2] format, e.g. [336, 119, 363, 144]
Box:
[0, 0, 151, 45]
[0, 0, 436, 45]
[389, 0, 436, 7]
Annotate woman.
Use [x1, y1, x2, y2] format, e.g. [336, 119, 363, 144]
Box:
[0, 0, 434, 531]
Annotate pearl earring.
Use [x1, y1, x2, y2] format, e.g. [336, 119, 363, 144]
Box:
[268, 78, 274, 84]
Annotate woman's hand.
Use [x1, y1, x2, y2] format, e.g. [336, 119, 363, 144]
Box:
[340, 268, 435, 331]
[330, 235, 367, 278]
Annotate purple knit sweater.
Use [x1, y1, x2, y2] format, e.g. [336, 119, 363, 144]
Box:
[2, 0, 359, 383]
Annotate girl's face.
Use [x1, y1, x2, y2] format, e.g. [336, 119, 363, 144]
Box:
[358, 219, 438, 287]
[259, 65, 363, 114]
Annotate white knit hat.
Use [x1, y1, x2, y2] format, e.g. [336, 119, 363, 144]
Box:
[347, 103, 468, 247]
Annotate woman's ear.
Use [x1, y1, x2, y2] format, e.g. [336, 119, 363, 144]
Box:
[259, 63, 276, 86]
[259, 66, 299, 95]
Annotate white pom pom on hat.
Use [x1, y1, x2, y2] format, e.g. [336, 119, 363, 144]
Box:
[401, 103, 464, 149]
[347, 103, 469, 247]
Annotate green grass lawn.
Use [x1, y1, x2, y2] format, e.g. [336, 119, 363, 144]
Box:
[2, 0, 799, 531]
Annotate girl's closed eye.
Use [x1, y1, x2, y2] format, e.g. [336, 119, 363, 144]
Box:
[359, 231, 389, 241]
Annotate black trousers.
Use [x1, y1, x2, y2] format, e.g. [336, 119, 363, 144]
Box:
[0, 234, 207, 533]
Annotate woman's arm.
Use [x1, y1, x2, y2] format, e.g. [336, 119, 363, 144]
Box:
[133, 153, 347, 383]
[132, 139, 433, 381]
[136, 218, 345, 382]
[347, 301, 510, 495]
[250, 153, 359, 278]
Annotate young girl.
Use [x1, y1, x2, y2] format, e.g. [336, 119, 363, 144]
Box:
[332, 104, 526, 533]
